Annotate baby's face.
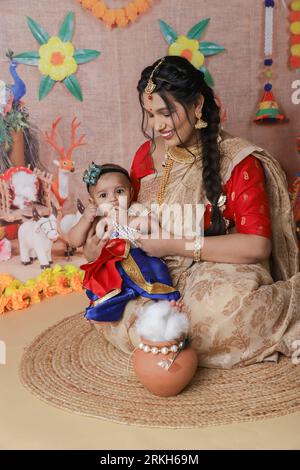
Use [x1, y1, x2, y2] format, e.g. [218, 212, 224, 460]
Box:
[89, 172, 133, 215]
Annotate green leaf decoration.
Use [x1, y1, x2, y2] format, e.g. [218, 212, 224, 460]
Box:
[199, 42, 225, 57]
[13, 51, 39, 66]
[64, 75, 83, 101]
[26, 16, 50, 45]
[58, 12, 74, 42]
[39, 75, 55, 100]
[158, 19, 178, 45]
[187, 19, 210, 40]
[73, 49, 100, 64]
[199, 66, 214, 87]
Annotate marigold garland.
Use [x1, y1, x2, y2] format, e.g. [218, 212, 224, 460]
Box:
[77, 0, 152, 28]
[290, 0, 300, 70]
[0, 264, 84, 314]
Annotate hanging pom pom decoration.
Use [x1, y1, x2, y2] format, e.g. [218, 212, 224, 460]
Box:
[254, 1, 286, 123]
[290, 0, 300, 70]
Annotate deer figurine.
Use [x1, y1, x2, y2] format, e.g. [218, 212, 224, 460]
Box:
[44, 117, 86, 209]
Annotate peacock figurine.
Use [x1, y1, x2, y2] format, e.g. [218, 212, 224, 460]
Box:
[0, 50, 26, 115]
[9, 61, 26, 104]
[5, 49, 26, 113]
[0, 50, 42, 173]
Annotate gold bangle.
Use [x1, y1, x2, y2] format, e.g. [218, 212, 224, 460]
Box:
[193, 235, 202, 262]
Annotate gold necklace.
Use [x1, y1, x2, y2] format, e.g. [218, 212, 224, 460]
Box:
[167, 144, 199, 164]
[157, 144, 201, 205]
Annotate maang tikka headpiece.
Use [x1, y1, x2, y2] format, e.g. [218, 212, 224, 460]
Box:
[145, 57, 166, 95]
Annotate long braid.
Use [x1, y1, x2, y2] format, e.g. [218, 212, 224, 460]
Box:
[200, 84, 227, 236]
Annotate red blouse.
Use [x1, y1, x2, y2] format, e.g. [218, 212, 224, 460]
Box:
[130, 141, 271, 239]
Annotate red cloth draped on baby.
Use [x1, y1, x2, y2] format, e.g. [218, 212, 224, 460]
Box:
[80, 238, 128, 298]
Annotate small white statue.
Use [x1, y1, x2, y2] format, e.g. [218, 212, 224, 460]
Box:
[18, 207, 58, 269]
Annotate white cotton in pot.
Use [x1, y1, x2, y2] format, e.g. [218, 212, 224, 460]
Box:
[136, 300, 189, 342]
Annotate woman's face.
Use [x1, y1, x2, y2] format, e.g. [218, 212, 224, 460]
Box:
[142, 92, 202, 147]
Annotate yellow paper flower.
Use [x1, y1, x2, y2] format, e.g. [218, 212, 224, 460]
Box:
[38, 36, 77, 82]
[169, 36, 205, 69]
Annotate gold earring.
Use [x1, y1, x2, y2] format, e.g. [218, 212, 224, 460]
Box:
[195, 110, 207, 129]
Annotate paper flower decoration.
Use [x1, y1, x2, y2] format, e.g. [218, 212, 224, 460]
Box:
[12, 12, 100, 101]
[159, 18, 225, 87]
[38, 37, 77, 81]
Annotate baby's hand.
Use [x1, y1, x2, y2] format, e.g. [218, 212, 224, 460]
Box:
[82, 202, 97, 224]
[96, 216, 114, 240]
[128, 213, 160, 235]
[128, 215, 149, 234]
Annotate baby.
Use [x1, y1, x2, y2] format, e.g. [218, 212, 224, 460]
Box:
[68, 162, 180, 323]
[68, 162, 152, 249]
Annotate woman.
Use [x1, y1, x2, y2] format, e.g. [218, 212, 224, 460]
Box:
[84, 56, 300, 368]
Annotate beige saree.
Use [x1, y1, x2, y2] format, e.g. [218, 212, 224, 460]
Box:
[102, 134, 300, 368]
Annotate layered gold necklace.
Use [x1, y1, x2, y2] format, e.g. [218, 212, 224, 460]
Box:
[157, 144, 200, 205]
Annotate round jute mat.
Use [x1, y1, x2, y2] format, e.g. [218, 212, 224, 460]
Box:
[20, 312, 300, 428]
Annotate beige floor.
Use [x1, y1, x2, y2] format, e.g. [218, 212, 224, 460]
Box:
[0, 292, 300, 450]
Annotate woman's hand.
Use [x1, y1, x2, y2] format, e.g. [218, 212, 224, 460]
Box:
[135, 225, 173, 258]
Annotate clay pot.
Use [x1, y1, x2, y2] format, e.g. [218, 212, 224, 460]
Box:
[9, 130, 25, 167]
[133, 336, 198, 397]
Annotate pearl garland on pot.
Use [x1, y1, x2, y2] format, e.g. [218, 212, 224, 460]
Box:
[133, 300, 198, 397]
[138, 339, 186, 355]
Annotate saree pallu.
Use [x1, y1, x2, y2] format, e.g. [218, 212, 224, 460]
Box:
[102, 134, 300, 368]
